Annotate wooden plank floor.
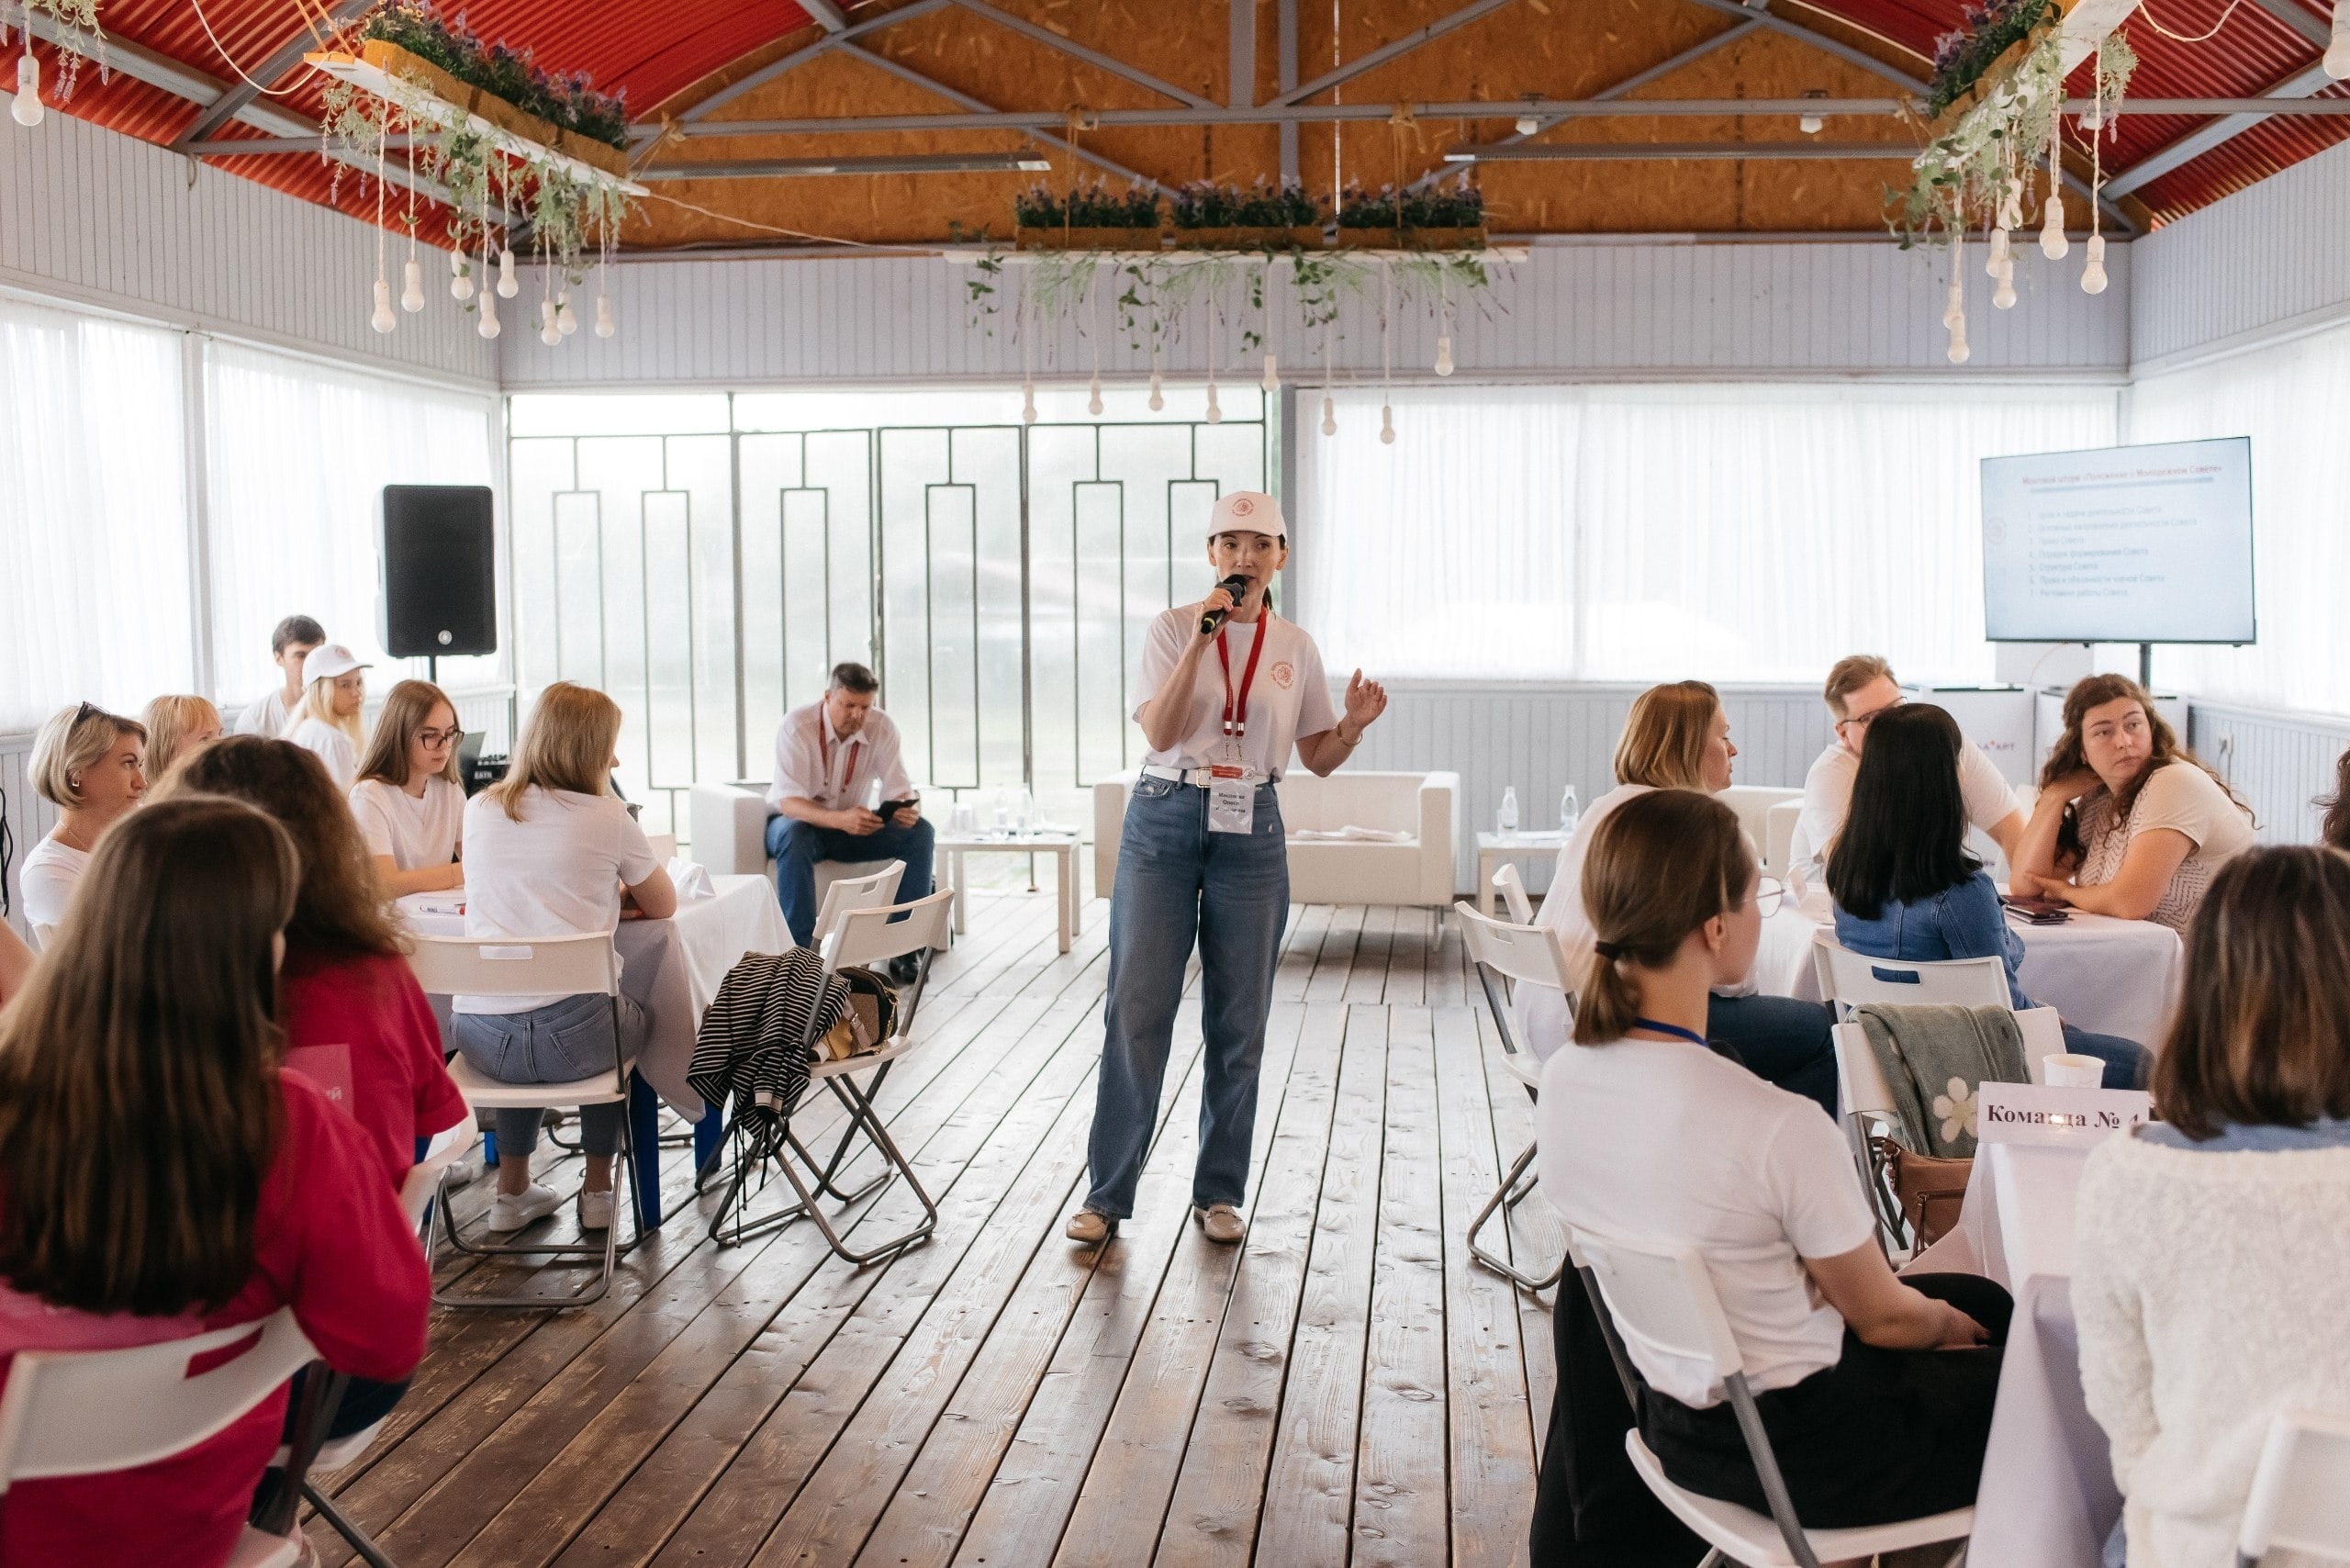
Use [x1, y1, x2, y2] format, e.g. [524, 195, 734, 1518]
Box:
[309, 893, 1562, 1568]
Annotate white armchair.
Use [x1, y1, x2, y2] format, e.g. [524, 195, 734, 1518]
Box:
[1092, 769, 1459, 905]
[687, 780, 896, 901]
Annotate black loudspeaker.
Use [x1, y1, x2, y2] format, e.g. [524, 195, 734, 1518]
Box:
[381, 485, 498, 658]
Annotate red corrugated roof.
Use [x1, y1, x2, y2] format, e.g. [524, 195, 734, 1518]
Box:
[1, 0, 2333, 235]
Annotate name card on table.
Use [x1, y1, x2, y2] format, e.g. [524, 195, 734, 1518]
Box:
[1977, 1082, 2154, 1148]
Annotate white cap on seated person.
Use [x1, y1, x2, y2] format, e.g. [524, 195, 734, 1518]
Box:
[302, 643, 370, 684]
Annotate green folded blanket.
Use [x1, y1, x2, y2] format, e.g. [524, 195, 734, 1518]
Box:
[1853, 1002, 2030, 1158]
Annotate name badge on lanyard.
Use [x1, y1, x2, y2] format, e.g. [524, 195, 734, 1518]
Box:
[1208, 616, 1269, 835]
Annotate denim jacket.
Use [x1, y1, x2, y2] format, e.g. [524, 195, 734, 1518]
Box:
[1831, 868, 2033, 1011]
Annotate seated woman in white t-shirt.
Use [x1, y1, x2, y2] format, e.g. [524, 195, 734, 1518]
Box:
[350, 679, 466, 896]
[1522, 680, 1838, 1114]
[1538, 788, 2009, 1540]
[2011, 674, 2255, 931]
[280, 643, 371, 791]
[453, 682, 675, 1235]
[19, 703, 148, 940]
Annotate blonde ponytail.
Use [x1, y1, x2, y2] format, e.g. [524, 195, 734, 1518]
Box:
[1571, 790, 1751, 1046]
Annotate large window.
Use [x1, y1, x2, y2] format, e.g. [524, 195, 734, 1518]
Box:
[1297, 382, 2120, 685]
[0, 298, 191, 730]
[507, 385, 1270, 832]
[2123, 324, 2350, 714]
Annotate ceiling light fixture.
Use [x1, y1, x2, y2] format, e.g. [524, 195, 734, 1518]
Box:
[1798, 89, 1828, 136]
[636, 151, 1055, 179]
[1444, 142, 1913, 163]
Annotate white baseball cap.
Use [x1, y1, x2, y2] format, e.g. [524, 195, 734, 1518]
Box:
[302, 643, 371, 683]
[1208, 490, 1284, 539]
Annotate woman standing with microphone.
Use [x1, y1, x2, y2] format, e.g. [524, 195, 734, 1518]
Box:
[1069, 491, 1388, 1247]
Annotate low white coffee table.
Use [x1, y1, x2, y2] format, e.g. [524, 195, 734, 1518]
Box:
[1473, 830, 1568, 916]
[937, 830, 1081, 953]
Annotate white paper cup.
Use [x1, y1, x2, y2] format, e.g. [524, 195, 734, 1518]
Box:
[2043, 1053, 2105, 1089]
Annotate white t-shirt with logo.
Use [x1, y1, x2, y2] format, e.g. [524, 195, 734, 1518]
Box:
[18, 834, 90, 935]
[1788, 737, 2020, 886]
[350, 776, 465, 872]
[285, 717, 359, 792]
[1539, 1036, 1876, 1408]
[454, 787, 658, 1015]
[1134, 609, 1337, 779]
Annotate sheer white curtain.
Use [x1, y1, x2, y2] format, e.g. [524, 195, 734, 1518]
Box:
[205, 342, 498, 709]
[0, 300, 191, 730]
[1299, 382, 2117, 683]
[2124, 325, 2350, 713]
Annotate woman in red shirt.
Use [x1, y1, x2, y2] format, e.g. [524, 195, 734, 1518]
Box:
[167, 736, 469, 1184]
[0, 795, 429, 1567]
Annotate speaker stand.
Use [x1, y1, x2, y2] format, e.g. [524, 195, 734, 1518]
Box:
[427, 655, 438, 686]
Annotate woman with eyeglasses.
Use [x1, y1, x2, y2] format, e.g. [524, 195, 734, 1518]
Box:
[2011, 674, 2254, 930]
[19, 703, 148, 938]
[351, 679, 467, 896]
[1829, 705, 2150, 1089]
[1520, 680, 1838, 1115]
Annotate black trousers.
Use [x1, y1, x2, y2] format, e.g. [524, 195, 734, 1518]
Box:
[1642, 1273, 2012, 1529]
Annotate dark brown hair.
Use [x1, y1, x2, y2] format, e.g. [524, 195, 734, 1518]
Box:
[2155, 846, 2350, 1140]
[1827, 704, 1978, 920]
[2320, 745, 2350, 852]
[829, 662, 879, 695]
[1611, 681, 1721, 791]
[271, 614, 326, 656]
[355, 678, 464, 791]
[2039, 674, 2245, 860]
[0, 796, 297, 1314]
[1573, 790, 1753, 1045]
[166, 736, 404, 958]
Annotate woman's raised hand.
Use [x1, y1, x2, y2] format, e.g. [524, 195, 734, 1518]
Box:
[1342, 670, 1388, 733]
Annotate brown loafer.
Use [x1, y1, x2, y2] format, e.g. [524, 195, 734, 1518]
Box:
[1065, 1208, 1117, 1244]
[1192, 1204, 1246, 1245]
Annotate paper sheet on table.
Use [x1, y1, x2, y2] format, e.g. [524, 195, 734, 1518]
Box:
[667, 857, 715, 900]
[1288, 825, 1415, 843]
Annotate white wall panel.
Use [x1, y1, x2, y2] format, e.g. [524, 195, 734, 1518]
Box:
[2132, 138, 2350, 373]
[503, 241, 2131, 388]
[2188, 700, 2350, 847]
[0, 113, 494, 385]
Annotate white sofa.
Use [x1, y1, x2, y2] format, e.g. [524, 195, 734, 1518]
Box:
[1719, 785, 1802, 876]
[1092, 769, 1460, 905]
[688, 780, 896, 900]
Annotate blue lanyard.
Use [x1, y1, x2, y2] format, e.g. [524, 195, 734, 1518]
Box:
[1630, 1017, 1710, 1049]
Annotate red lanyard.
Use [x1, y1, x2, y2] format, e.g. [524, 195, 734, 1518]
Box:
[814, 708, 859, 789]
[1215, 613, 1270, 739]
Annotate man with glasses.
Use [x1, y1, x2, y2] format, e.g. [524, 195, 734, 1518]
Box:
[1788, 655, 2026, 887]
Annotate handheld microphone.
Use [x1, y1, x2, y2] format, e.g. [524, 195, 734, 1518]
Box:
[1198, 574, 1252, 636]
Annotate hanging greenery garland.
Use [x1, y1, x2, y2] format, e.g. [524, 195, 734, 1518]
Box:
[2, 0, 109, 123]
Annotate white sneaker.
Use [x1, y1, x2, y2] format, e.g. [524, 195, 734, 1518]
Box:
[578, 1189, 616, 1231]
[487, 1182, 560, 1233]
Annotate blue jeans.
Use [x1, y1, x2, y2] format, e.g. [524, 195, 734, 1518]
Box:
[766, 812, 936, 947]
[451, 991, 646, 1159]
[2061, 1021, 2150, 1089]
[1707, 992, 1840, 1118]
[1087, 776, 1288, 1217]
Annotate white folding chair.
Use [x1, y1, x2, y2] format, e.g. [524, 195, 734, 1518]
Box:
[1811, 935, 2011, 1013]
[1454, 900, 1575, 1296]
[709, 889, 954, 1265]
[1566, 1222, 1974, 1568]
[2238, 1407, 2350, 1566]
[811, 858, 904, 946]
[408, 932, 642, 1309]
[1492, 861, 1534, 924]
[0, 1306, 338, 1567]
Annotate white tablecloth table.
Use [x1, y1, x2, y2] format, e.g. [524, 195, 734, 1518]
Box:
[1908, 1143, 2120, 1568]
[399, 872, 792, 1122]
[1751, 892, 2183, 1045]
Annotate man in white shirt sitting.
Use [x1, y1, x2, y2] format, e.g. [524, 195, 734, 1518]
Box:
[1787, 654, 2027, 887]
[766, 662, 933, 974]
[230, 614, 326, 738]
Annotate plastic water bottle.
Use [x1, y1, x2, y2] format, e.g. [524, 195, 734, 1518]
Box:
[1560, 785, 1580, 834]
[1497, 786, 1518, 839]
[992, 787, 1009, 833]
[1014, 785, 1034, 833]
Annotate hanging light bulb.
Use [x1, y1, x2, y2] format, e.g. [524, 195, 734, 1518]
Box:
[450, 252, 475, 301]
[371, 277, 397, 334]
[1379, 404, 1396, 444]
[477, 288, 500, 339]
[538, 298, 562, 346]
[1087, 370, 1103, 415]
[1434, 336, 1455, 376]
[11, 52, 42, 128]
[1147, 368, 1164, 412]
[1986, 227, 2010, 276]
[557, 295, 579, 336]
[594, 294, 616, 339]
[2329, 0, 2350, 77]
[1797, 88, 1827, 137]
[1947, 319, 1970, 364]
[1944, 278, 1965, 330]
[401, 258, 425, 313]
[1022, 378, 1037, 424]
[1993, 272, 2018, 310]
[2081, 232, 2109, 295]
[1261, 353, 1279, 392]
[496, 247, 519, 298]
[1514, 113, 1540, 136]
[1320, 395, 1337, 436]
[1205, 379, 1222, 424]
[2040, 194, 2069, 260]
